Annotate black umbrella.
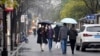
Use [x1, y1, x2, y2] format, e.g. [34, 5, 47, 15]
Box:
[54, 22, 63, 26]
[38, 20, 53, 25]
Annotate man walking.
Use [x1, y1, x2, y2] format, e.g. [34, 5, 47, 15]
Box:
[59, 23, 69, 54]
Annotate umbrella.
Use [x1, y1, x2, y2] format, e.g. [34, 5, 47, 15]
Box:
[61, 18, 77, 24]
[54, 22, 63, 26]
[38, 20, 53, 25]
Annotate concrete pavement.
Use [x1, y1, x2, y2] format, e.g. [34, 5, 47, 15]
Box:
[18, 34, 75, 56]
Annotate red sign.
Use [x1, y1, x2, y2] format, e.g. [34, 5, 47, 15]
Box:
[5, 0, 14, 12]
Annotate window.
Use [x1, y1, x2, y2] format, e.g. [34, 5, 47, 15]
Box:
[80, 26, 85, 32]
[87, 26, 100, 32]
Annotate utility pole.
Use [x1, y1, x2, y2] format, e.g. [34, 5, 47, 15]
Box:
[10, 11, 14, 51]
[1, 5, 8, 56]
[1, 0, 14, 55]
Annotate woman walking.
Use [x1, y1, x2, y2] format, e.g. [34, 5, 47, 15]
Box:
[37, 25, 48, 52]
[46, 24, 54, 52]
[68, 24, 78, 54]
[54, 25, 60, 43]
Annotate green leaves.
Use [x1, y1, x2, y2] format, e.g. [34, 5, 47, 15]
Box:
[0, 0, 18, 9]
[60, 0, 100, 20]
[60, 0, 89, 20]
[13, 0, 19, 8]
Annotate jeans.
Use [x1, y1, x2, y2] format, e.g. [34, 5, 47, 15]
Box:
[48, 38, 53, 50]
[61, 38, 67, 54]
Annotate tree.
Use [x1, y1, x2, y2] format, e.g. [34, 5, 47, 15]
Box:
[82, 0, 100, 14]
[51, 6, 61, 21]
[60, 0, 90, 20]
[0, 0, 18, 9]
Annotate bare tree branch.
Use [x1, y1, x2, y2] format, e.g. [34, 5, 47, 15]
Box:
[82, 0, 99, 13]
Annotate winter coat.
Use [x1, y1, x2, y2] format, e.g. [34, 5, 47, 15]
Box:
[37, 28, 48, 44]
[59, 26, 69, 40]
[54, 26, 60, 42]
[46, 28, 54, 38]
[68, 28, 78, 40]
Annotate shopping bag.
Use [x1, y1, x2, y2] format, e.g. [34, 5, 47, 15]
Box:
[42, 43, 45, 50]
[55, 42, 61, 49]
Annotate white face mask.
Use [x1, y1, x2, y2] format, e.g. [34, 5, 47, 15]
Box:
[48, 26, 50, 29]
[47, 26, 51, 29]
[49, 26, 52, 29]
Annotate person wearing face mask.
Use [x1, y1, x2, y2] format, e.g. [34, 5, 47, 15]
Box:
[46, 24, 54, 52]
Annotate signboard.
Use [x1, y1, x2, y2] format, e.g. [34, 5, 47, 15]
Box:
[86, 14, 95, 20]
[21, 15, 25, 23]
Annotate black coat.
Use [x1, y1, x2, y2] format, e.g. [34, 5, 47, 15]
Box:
[54, 26, 60, 42]
[68, 28, 78, 40]
[37, 28, 48, 44]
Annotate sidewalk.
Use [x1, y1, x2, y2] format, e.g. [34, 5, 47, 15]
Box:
[18, 34, 73, 56]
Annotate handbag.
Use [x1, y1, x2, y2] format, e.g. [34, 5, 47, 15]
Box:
[55, 42, 61, 49]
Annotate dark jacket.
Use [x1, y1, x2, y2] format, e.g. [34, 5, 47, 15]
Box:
[68, 28, 78, 40]
[59, 26, 69, 40]
[37, 28, 48, 44]
[46, 28, 54, 38]
[54, 25, 60, 42]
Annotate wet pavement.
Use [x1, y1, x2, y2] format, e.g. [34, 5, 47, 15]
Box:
[18, 34, 100, 56]
[18, 35, 73, 56]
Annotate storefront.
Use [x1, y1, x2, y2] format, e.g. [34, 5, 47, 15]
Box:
[78, 13, 100, 28]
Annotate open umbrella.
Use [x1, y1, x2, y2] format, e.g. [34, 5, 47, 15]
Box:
[61, 18, 77, 24]
[38, 20, 53, 25]
[54, 22, 63, 26]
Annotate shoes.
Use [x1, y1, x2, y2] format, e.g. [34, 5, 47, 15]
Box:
[49, 49, 52, 52]
[41, 50, 44, 52]
[62, 52, 66, 55]
[72, 51, 74, 54]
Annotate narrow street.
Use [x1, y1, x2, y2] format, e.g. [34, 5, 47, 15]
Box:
[18, 34, 72, 56]
[18, 34, 100, 56]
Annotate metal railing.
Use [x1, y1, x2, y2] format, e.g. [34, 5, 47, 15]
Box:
[10, 42, 25, 56]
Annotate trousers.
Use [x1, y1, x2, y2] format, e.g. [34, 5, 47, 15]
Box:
[69, 39, 76, 53]
[61, 38, 67, 54]
[48, 38, 53, 50]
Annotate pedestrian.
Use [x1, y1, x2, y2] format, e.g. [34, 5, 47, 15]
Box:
[37, 25, 48, 52]
[54, 25, 60, 43]
[33, 28, 37, 36]
[68, 24, 78, 54]
[20, 32, 28, 43]
[46, 24, 54, 52]
[59, 23, 69, 54]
